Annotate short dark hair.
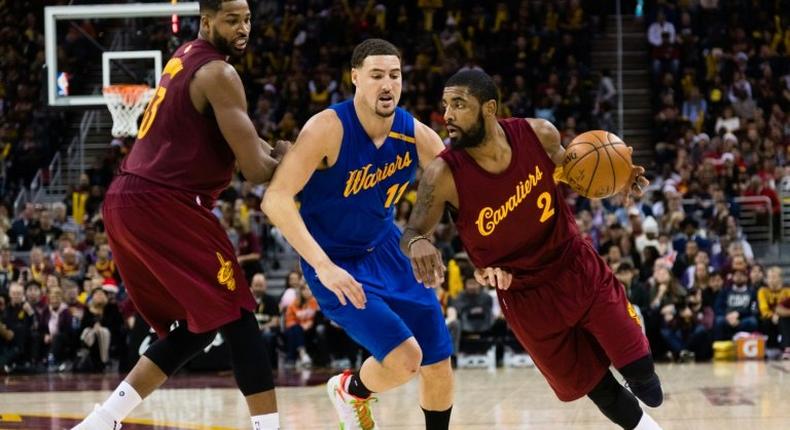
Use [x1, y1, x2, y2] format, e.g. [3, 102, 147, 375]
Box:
[445, 69, 498, 106]
[616, 262, 634, 273]
[351, 39, 400, 68]
[681, 217, 698, 229]
[199, 0, 236, 14]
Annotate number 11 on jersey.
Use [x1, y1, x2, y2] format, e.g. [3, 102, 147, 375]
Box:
[385, 182, 409, 208]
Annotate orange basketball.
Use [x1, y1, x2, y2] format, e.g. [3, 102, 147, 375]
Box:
[562, 130, 633, 199]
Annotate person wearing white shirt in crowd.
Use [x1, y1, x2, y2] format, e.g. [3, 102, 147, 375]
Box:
[636, 216, 661, 255]
[714, 107, 740, 134]
[647, 12, 676, 47]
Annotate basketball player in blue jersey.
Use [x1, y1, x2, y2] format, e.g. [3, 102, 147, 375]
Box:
[262, 39, 453, 430]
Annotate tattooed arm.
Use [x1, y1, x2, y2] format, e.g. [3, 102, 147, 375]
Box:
[413, 119, 446, 169]
[400, 157, 458, 287]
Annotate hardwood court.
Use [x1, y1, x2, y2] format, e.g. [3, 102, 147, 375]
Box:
[1, 361, 788, 429]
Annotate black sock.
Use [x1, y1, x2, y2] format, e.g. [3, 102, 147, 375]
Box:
[422, 406, 452, 430]
[346, 371, 372, 399]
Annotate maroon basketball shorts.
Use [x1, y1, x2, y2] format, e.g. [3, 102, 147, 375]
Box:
[103, 175, 255, 337]
[498, 239, 649, 401]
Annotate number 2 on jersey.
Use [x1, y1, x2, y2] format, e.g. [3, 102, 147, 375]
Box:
[537, 191, 555, 223]
[385, 182, 409, 208]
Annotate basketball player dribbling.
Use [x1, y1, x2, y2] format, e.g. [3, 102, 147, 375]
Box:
[402, 70, 664, 430]
[262, 39, 454, 430]
[73, 1, 285, 429]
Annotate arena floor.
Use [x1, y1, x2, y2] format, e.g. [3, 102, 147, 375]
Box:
[1, 361, 788, 429]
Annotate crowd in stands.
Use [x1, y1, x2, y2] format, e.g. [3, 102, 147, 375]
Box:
[648, 0, 789, 238]
[0, 0, 72, 205]
[1, 1, 789, 375]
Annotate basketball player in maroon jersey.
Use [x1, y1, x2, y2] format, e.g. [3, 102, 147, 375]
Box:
[74, 1, 284, 429]
[401, 70, 663, 430]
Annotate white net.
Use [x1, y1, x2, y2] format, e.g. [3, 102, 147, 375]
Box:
[103, 85, 155, 138]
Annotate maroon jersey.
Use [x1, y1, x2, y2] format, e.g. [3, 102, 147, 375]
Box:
[439, 118, 581, 286]
[120, 39, 234, 201]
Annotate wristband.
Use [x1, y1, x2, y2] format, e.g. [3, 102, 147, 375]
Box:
[407, 235, 430, 249]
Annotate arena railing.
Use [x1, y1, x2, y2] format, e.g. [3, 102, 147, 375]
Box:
[681, 195, 773, 243]
[780, 175, 790, 243]
[13, 110, 97, 216]
[733, 195, 773, 243]
[12, 189, 27, 218]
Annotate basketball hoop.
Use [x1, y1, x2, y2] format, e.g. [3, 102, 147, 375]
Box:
[103, 84, 155, 138]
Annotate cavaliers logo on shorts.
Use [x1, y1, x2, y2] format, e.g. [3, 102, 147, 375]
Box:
[215, 252, 236, 291]
[626, 301, 641, 327]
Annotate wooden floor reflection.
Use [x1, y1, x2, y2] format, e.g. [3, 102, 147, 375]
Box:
[1, 361, 788, 429]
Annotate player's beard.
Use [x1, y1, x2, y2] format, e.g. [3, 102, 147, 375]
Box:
[449, 111, 486, 149]
[211, 32, 244, 58]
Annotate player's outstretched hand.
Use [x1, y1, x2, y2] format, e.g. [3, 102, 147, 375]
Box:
[315, 262, 366, 309]
[271, 140, 292, 161]
[408, 239, 446, 289]
[621, 147, 649, 204]
[474, 267, 513, 290]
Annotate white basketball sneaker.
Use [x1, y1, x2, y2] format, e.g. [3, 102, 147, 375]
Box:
[71, 404, 122, 430]
[326, 370, 378, 430]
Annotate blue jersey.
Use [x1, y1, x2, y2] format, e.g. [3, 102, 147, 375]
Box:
[299, 100, 418, 258]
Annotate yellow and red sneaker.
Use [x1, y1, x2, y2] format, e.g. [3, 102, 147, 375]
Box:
[326, 370, 378, 430]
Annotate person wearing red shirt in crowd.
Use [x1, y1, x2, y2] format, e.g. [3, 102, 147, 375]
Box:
[742, 176, 780, 240]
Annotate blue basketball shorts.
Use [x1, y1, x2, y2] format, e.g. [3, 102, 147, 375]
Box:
[301, 232, 453, 365]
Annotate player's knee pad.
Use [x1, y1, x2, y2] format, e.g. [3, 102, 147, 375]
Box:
[618, 354, 655, 381]
[618, 354, 663, 407]
[587, 371, 643, 430]
[587, 371, 621, 407]
[143, 324, 217, 376]
[219, 309, 275, 396]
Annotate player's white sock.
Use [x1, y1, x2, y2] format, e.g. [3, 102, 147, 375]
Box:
[100, 381, 143, 422]
[251, 413, 279, 429]
[634, 411, 662, 430]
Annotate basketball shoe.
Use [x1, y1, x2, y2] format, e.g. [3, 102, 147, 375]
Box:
[71, 404, 122, 429]
[326, 370, 378, 430]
